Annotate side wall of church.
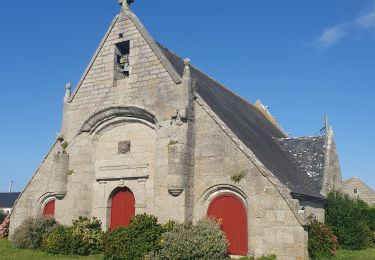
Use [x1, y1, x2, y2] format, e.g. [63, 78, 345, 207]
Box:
[9, 142, 61, 236]
[192, 104, 308, 259]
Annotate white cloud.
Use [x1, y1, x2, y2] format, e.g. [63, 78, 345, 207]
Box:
[356, 6, 375, 28]
[316, 25, 348, 49]
[315, 2, 375, 50]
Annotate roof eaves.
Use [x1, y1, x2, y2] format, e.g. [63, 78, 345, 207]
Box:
[291, 192, 326, 203]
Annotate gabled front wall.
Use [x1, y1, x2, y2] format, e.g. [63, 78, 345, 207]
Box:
[11, 11, 192, 233]
[193, 104, 308, 259]
[63, 12, 185, 140]
[59, 11, 191, 224]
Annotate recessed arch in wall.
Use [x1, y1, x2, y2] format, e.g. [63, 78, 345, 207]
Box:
[80, 106, 157, 135]
[201, 184, 248, 208]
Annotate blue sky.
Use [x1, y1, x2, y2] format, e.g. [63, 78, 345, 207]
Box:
[0, 0, 374, 192]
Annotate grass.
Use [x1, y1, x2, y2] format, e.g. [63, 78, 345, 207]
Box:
[0, 239, 102, 260]
[322, 248, 375, 260]
[1, 239, 374, 260]
[229, 249, 375, 260]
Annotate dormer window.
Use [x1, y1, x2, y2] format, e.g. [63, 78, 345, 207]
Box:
[115, 41, 130, 77]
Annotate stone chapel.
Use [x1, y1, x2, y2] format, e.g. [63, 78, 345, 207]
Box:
[10, 1, 342, 259]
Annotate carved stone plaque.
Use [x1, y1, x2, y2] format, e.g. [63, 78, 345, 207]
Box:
[118, 141, 131, 154]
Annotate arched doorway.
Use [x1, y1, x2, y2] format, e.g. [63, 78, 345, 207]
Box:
[110, 187, 135, 230]
[43, 200, 55, 217]
[207, 194, 248, 256]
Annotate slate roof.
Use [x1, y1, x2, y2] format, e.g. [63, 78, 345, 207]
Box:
[277, 136, 326, 190]
[158, 43, 325, 200]
[0, 192, 21, 209]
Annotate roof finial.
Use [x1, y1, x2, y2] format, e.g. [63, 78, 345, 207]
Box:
[64, 83, 71, 103]
[118, 0, 134, 11]
[324, 115, 329, 135]
[183, 58, 191, 79]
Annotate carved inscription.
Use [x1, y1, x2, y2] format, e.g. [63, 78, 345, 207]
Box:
[118, 141, 131, 154]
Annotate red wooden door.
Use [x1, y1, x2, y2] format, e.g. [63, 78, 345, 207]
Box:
[207, 195, 248, 255]
[43, 200, 55, 217]
[110, 188, 135, 230]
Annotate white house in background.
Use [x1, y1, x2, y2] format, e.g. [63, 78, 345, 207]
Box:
[0, 193, 21, 215]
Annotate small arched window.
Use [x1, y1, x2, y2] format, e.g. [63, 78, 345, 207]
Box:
[43, 200, 55, 217]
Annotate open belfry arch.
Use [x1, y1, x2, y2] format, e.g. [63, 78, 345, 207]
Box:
[10, 1, 343, 259]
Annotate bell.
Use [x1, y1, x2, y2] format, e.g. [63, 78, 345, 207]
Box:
[122, 62, 129, 73]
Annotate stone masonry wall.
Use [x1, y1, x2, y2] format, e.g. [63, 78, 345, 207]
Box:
[57, 10, 190, 225]
[342, 177, 375, 205]
[321, 129, 342, 196]
[9, 142, 61, 235]
[193, 104, 308, 260]
[11, 10, 191, 231]
[63, 12, 183, 141]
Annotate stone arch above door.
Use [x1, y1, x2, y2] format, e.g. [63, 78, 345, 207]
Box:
[80, 106, 157, 134]
[91, 120, 156, 229]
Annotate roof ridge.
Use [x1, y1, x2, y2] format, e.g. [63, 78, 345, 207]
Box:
[157, 43, 287, 137]
[344, 177, 375, 191]
[276, 135, 325, 140]
[158, 42, 323, 198]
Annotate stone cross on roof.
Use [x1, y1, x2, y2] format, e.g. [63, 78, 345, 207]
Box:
[118, 0, 134, 10]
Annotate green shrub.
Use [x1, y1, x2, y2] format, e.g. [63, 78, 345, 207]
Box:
[12, 217, 57, 249]
[308, 219, 336, 259]
[367, 206, 375, 231]
[156, 218, 228, 260]
[103, 227, 128, 260]
[257, 255, 277, 260]
[40, 217, 103, 256]
[163, 220, 176, 232]
[41, 225, 74, 255]
[325, 190, 372, 250]
[103, 214, 164, 260]
[71, 217, 104, 255]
